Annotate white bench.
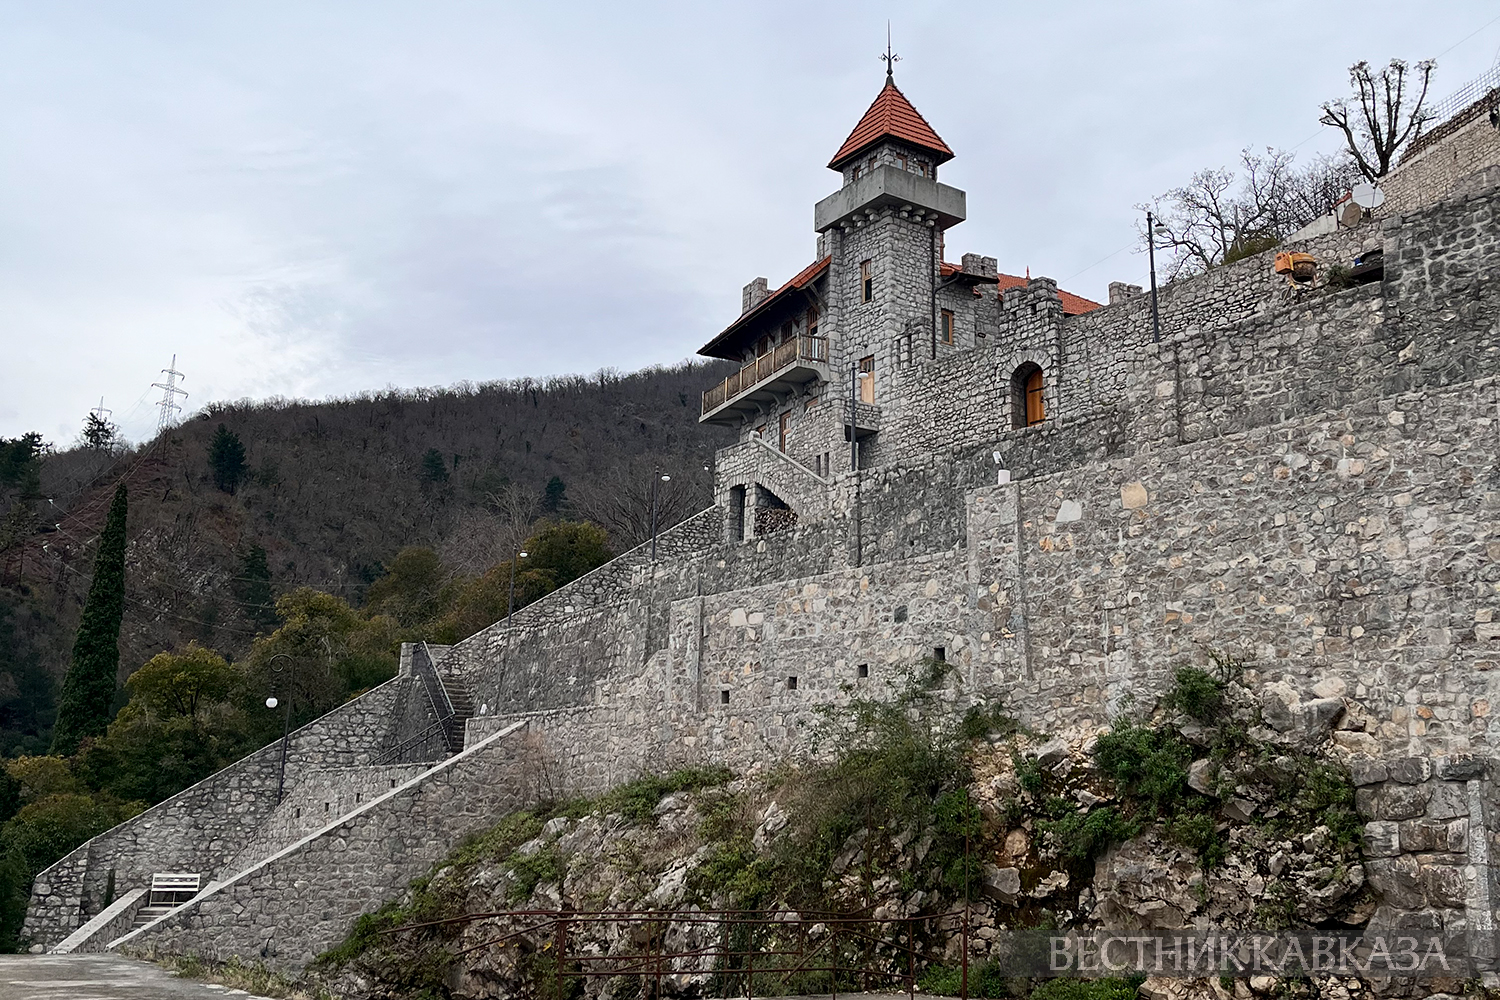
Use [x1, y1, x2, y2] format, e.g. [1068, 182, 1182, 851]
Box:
[147, 872, 201, 907]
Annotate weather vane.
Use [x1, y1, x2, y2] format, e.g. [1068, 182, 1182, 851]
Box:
[881, 23, 900, 80]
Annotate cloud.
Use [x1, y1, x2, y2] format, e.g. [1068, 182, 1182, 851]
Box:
[1, 1, 1496, 443]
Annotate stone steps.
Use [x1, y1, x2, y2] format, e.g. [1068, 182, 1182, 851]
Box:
[130, 905, 174, 929]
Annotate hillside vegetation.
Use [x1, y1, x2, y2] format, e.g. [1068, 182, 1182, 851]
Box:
[0, 359, 734, 947]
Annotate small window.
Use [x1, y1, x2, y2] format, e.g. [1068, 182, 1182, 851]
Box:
[860, 260, 873, 303]
[323, 802, 330, 813]
[781, 322, 793, 344]
[917, 161, 930, 177]
[295, 808, 301, 818]
[804, 396, 817, 412]
[786, 676, 798, 690]
[807, 305, 819, 338]
[390, 779, 397, 788]
[720, 690, 730, 705]
[757, 336, 772, 357]
[940, 309, 955, 345]
[1012, 364, 1046, 428]
[857, 664, 869, 679]
[933, 646, 946, 662]
[779, 411, 790, 452]
[859, 356, 875, 404]
[896, 154, 907, 171]
[852, 163, 861, 180]
[356, 793, 361, 803]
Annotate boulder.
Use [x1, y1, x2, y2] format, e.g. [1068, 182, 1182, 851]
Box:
[1287, 697, 1345, 740]
[1187, 759, 1217, 796]
[980, 864, 1022, 904]
[1034, 736, 1070, 768]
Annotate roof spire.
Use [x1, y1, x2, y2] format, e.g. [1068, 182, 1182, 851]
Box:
[881, 22, 900, 82]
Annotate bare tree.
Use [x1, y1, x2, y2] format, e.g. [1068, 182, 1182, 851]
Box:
[483, 481, 539, 563]
[569, 460, 713, 550]
[1320, 58, 1437, 181]
[1139, 147, 1362, 280]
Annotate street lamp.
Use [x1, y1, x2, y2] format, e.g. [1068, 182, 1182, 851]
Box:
[650, 473, 671, 561]
[1146, 211, 1168, 344]
[266, 653, 293, 803]
[507, 549, 528, 629]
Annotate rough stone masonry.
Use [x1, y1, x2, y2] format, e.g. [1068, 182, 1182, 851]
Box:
[22, 74, 1500, 973]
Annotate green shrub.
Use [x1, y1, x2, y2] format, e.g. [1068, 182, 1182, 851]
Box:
[1165, 666, 1225, 723]
[1014, 752, 1046, 795]
[599, 766, 733, 824]
[1039, 806, 1139, 861]
[508, 843, 565, 902]
[919, 960, 1023, 998]
[1164, 810, 1225, 869]
[1030, 976, 1142, 1000]
[1324, 264, 1355, 289]
[1092, 721, 1190, 814]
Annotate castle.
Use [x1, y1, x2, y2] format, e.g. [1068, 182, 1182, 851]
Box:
[20, 69, 1500, 972]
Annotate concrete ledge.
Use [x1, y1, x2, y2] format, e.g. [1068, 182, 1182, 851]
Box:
[51, 888, 147, 954]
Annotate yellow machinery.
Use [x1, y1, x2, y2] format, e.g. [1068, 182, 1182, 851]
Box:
[1274, 251, 1317, 286]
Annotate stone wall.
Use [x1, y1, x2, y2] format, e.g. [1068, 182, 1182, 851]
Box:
[116, 721, 531, 969]
[217, 763, 433, 877]
[1383, 96, 1500, 216]
[22, 676, 409, 949]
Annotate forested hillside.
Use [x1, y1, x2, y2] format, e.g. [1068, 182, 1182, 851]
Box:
[0, 359, 734, 757]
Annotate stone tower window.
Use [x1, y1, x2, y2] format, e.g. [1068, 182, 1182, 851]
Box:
[861, 260, 873, 303]
[1012, 364, 1046, 428]
[859, 356, 875, 404]
[941, 309, 955, 345]
[808, 306, 819, 338]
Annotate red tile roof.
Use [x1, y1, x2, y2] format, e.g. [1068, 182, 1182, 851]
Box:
[941, 262, 1103, 316]
[697, 257, 830, 359]
[829, 77, 954, 170]
[995, 273, 1102, 316]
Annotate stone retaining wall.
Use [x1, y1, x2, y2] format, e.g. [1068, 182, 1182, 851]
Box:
[116, 721, 530, 969]
[22, 677, 407, 949]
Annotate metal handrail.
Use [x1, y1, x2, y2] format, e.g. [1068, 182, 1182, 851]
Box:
[415, 642, 455, 720]
[373, 720, 449, 766]
[702, 335, 828, 415]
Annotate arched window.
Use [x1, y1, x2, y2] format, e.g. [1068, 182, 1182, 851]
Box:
[1012, 364, 1046, 428]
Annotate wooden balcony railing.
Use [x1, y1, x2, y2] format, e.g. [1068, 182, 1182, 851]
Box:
[702, 335, 829, 415]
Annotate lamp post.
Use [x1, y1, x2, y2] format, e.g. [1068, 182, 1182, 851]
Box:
[1146, 211, 1165, 344]
[265, 652, 293, 803]
[507, 549, 529, 630]
[650, 473, 670, 561]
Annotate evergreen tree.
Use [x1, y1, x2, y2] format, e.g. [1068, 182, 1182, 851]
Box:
[541, 475, 568, 514]
[235, 545, 277, 632]
[81, 412, 117, 451]
[419, 448, 449, 484]
[51, 484, 128, 755]
[207, 424, 247, 494]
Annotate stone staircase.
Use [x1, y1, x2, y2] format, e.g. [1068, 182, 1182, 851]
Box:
[439, 674, 475, 754]
[129, 903, 174, 930]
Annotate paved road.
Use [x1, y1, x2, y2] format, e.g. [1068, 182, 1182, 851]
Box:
[0, 953, 276, 999]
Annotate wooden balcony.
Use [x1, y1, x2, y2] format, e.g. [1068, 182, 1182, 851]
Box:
[700, 335, 829, 425]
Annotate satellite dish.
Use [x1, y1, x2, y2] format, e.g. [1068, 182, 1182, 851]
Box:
[1339, 202, 1363, 228]
[1351, 183, 1386, 209]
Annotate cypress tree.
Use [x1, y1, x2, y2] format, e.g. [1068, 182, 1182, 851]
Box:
[51, 483, 128, 755]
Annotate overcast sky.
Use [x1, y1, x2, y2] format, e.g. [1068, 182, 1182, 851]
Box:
[3, 2, 1498, 445]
